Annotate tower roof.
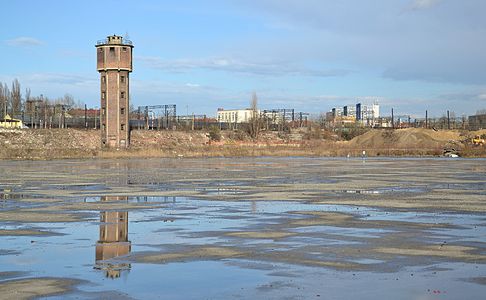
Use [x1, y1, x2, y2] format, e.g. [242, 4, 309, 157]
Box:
[96, 35, 133, 47]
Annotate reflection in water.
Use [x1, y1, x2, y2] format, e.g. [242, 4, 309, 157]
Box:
[84, 196, 177, 203]
[94, 196, 131, 279]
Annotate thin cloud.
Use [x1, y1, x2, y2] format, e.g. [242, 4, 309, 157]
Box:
[25, 73, 95, 86]
[410, 0, 442, 10]
[5, 37, 44, 47]
[137, 56, 351, 78]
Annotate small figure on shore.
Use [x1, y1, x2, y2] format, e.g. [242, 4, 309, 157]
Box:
[361, 150, 366, 159]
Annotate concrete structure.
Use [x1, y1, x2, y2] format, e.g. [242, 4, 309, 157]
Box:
[217, 108, 256, 124]
[96, 35, 133, 148]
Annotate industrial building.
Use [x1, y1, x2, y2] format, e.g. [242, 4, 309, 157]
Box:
[217, 108, 257, 124]
[331, 101, 380, 127]
[96, 35, 133, 148]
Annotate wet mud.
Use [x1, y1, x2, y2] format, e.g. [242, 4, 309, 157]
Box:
[1, 157, 485, 299]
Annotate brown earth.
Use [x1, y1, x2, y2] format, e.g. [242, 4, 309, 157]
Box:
[0, 127, 485, 159]
[343, 128, 486, 156]
[0, 278, 78, 300]
[348, 128, 462, 149]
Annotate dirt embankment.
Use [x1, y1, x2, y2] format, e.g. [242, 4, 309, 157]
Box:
[0, 128, 485, 159]
[343, 128, 486, 157]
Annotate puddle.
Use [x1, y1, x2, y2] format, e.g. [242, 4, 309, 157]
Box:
[337, 186, 429, 195]
[1, 157, 486, 299]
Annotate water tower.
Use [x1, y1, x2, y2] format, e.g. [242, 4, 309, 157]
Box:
[96, 35, 133, 148]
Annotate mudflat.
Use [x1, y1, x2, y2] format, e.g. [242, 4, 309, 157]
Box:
[0, 157, 485, 299]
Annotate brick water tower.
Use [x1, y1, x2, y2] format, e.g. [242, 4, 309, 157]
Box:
[96, 35, 133, 148]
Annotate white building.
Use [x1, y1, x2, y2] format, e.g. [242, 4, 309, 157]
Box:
[359, 101, 380, 126]
[344, 105, 356, 118]
[217, 108, 258, 124]
[331, 100, 380, 126]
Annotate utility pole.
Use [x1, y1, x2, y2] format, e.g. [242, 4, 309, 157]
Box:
[447, 110, 450, 130]
[44, 99, 47, 129]
[94, 107, 98, 129]
[391, 108, 394, 129]
[84, 104, 88, 129]
[425, 110, 428, 129]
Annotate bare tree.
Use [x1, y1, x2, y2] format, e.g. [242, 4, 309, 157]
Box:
[10, 79, 21, 117]
[0, 82, 6, 118]
[25, 87, 31, 103]
[248, 92, 262, 139]
[62, 93, 75, 107]
[1, 83, 10, 118]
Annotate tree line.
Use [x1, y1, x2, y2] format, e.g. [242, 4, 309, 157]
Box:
[0, 79, 84, 120]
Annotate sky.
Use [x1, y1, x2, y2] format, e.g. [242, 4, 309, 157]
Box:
[1, 0, 486, 117]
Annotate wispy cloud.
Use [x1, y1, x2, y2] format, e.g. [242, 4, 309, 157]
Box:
[5, 37, 44, 47]
[137, 56, 350, 78]
[410, 0, 442, 10]
[25, 73, 95, 86]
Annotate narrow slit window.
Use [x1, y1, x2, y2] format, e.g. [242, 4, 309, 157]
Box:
[121, 124, 125, 131]
[120, 108, 125, 115]
[121, 91, 125, 98]
[120, 76, 125, 83]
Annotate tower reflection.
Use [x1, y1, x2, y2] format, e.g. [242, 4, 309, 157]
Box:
[94, 196, 131, 278]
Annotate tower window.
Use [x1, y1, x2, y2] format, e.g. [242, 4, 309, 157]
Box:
[102, 76, 106, 83]
[121, 124, 125, 131]
[121, 92, 125, 98]
[120, 76, 125, 83]
[120, 108, 125, 115]
[102, 108, 106, 115]
[109, 47, 115, 52]
[122, 47, 127, 52]
[102, 92, 106, 100]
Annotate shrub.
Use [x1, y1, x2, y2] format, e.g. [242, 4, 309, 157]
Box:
[208, 126, 221, 142]
[228, 130, 249, 141]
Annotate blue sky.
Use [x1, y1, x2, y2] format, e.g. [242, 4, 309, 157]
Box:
[1, 0, 485, 117]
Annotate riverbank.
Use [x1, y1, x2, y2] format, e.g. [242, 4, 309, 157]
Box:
[0, 128, 485, 160]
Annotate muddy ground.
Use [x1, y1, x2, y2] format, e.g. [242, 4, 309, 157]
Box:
[0, 157, 485, 299]
[1, 128, 485, 159]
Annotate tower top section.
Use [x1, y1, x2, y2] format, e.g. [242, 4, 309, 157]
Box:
[96, 34, 133, 72]
[96, 35, 133, 47]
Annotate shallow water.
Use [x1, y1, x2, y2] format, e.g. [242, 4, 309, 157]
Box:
[1, 157, 486, 299]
